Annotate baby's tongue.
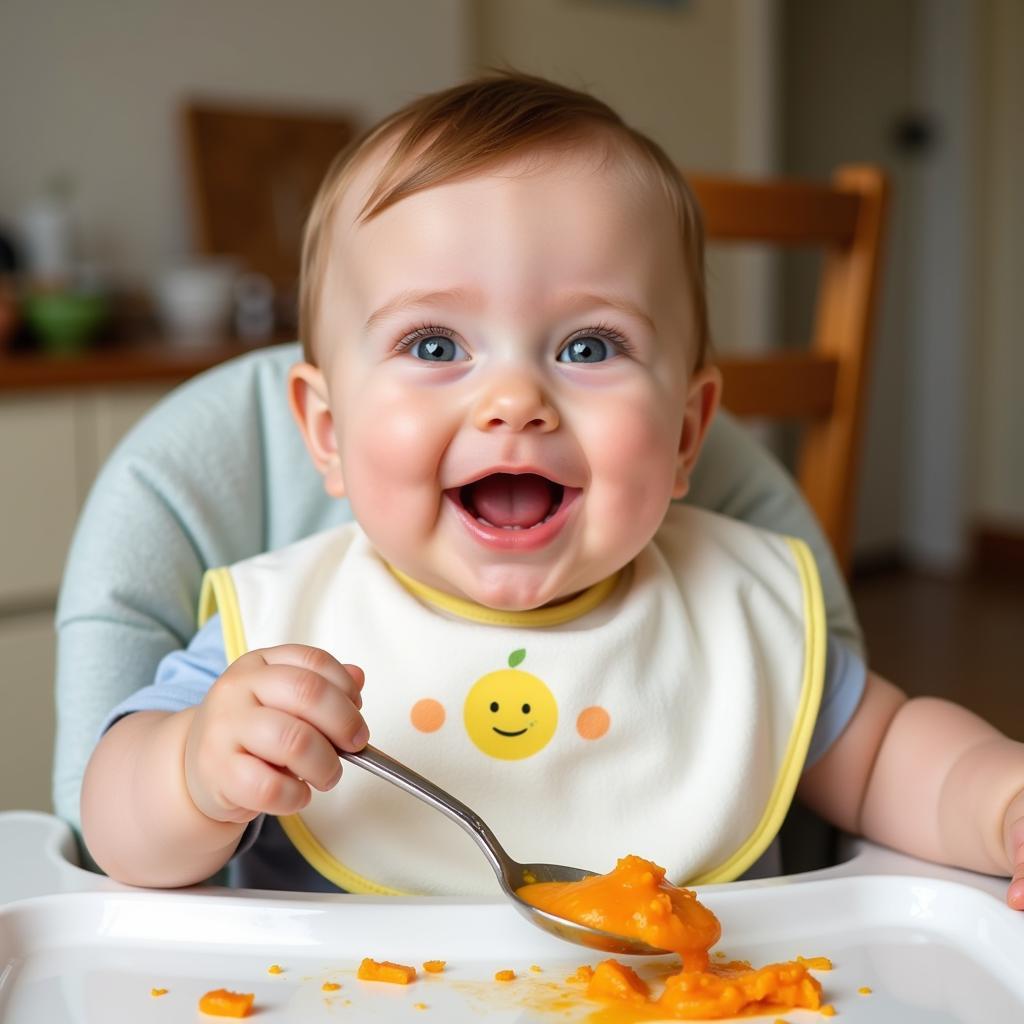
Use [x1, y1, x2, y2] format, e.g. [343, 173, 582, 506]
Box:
[467, 473, 554, 528]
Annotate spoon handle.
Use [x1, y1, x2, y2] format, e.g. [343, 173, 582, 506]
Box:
[339, 745, 516, 889]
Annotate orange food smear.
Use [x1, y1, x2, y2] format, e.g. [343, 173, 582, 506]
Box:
[150, 987, 168, 997]
[357, 957, 417, 984]
[654, 958, 822, 1020]
[567, 964, 595, 984]
[588, 961, 650, 1004]
[519, 854, 828, 1020]
[321, 981, 342, 992]
[797, 955, 833, 971]
[267, 963, 283, 974]
[494, 969, 517, 981]
[422, 960, 446, 973]
[198, 989, 255, 1018]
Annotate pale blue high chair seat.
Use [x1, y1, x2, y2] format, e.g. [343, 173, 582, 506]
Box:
[54, 341, 861, 871]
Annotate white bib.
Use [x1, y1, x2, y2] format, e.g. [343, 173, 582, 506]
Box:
[200, 505, 825, 896]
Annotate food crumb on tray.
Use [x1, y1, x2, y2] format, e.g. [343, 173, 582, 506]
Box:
[357, 957, 418, 984]
[198, 988, 255, 1017]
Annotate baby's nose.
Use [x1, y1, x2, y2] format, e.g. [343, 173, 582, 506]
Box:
[471, 371, 559, 433]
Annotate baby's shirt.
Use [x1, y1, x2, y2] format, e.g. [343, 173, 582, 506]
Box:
[100, 506, 866, 894]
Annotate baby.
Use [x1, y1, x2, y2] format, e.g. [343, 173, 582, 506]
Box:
[82, 72, 1024, 907]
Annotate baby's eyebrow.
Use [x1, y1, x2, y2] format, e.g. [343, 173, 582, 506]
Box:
[363, 286, 655, 333]
[558, 291, 656, 333]
[364, 287, 482, 331]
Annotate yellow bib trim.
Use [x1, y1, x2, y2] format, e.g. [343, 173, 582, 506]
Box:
[686, 536, 827, 885]
[276, 813, 410, 895]
[388, 567, 622, 627]
[199, 567, 248, 662]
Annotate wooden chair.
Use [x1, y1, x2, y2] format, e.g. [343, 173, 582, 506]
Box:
[689, 166, 888, 575]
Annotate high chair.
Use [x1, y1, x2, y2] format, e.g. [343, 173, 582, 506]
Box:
[50, 165, 880, 877]
[690, 165, 889, 575]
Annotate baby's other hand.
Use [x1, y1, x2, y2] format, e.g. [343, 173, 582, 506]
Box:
[184, 645, 367, 825]
[1003, 789, 1024, 909]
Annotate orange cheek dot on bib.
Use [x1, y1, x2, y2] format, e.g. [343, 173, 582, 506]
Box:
[576, 706, 610, 740]
[411, 698, 445, 733]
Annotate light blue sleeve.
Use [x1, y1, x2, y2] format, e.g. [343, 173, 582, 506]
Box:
[96, 614, 228, 740]
[805, 635, 867, 768]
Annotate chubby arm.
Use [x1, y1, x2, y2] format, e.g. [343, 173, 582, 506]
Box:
[82, 709, 247, 887]
[798, 672, 1024, 907]
[82, 645, 367, 888]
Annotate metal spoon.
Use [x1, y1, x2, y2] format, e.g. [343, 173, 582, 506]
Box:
[339, 744, 670, 956]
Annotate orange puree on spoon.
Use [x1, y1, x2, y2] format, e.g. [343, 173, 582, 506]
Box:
[519, 855, 826, 1020]
[518, 854, 720, 970]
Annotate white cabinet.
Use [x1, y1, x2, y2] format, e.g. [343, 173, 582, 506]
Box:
[0, 396, 82, 605]
[0, 610, 56, 812]
[0, 385, 171, 811]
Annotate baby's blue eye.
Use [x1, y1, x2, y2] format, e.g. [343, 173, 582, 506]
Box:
[411, 335, 461, 361]
[558, 336, 611, 363]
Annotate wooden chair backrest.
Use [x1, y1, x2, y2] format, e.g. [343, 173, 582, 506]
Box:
[689, 165, 888, 574]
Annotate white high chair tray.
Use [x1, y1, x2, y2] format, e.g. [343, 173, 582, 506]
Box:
[1, 871, 1022, 1023]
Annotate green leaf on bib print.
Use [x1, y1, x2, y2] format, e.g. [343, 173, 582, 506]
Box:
[508, 648, 526, 668]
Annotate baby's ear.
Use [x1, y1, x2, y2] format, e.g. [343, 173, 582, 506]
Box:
[287, 362, 346, 498]
[672, 365, 722, 500]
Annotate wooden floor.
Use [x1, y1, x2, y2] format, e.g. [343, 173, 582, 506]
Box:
[851, 569, 1024, 741]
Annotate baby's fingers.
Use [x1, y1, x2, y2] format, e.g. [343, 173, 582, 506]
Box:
[1006, 816, 1024, 909]
[243, 707, 343, 793]
[248, 655, 369, 752]
[223, 751, 313, 818]
[1008, 873, 1024, 910]
[254, 645, 364, 707]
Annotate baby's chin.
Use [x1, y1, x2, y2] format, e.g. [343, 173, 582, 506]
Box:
[449, 565, 598, 612]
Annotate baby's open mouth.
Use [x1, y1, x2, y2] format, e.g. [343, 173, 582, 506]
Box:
[453, 473, 565, 531]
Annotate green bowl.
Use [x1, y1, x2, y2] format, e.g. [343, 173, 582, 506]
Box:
[25, 291, 109, 355]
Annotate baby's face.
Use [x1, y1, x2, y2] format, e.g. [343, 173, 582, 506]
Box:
[304, 147, 717, 610]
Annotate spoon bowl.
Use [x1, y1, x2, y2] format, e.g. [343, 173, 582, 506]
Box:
[340, 745, 670, 956]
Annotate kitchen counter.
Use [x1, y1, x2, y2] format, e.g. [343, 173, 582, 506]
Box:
[0, 338, 287, 392]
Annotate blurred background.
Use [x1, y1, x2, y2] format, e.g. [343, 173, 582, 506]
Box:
[1, 0, 1021, 813]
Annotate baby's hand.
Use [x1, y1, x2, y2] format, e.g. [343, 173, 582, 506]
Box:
[184, 645, 367, 824]
[1004, 790, 1024, 909]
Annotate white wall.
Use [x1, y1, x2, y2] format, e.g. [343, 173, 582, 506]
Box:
[0, 0, 472, 287]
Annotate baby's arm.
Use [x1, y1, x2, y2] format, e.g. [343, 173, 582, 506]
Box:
[81, 646, 367, 888]
[798, 672, 1024, 907]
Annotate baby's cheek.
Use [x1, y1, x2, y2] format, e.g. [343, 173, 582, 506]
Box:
[588, 409, 679, 519]
[345, 391, 440, 496]
[342, 389, 442, 528]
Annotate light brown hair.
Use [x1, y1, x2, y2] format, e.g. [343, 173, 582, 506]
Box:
[299, 70, 709, 366]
